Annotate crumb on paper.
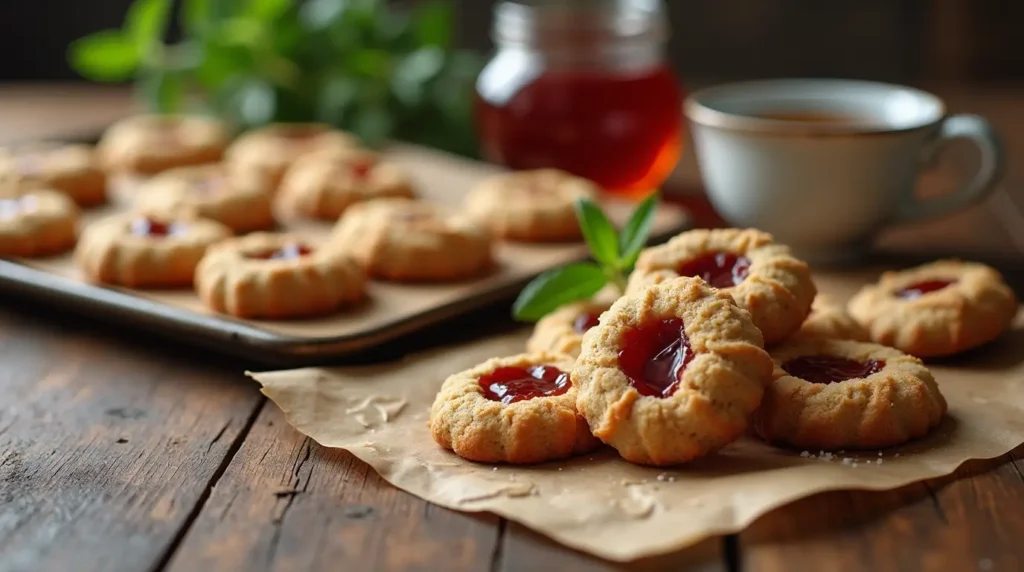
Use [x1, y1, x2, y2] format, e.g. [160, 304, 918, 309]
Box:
[618, 485, 658, 519]
[655, 473, 676, 483]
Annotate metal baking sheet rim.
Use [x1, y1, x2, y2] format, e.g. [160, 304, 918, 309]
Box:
[0, 215, 691, 364]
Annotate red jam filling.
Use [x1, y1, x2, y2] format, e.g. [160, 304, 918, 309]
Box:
[350, 159, 374, 180]
[894, 279, 956, 300]
[782, 355, 885, 384]
[677, 251, 751, 288]
[0, 195, 38, 220]
[246, 243, 313, 261]
[479, 365, 571, 404]
[617, 318, 693, 398]
[130, 217, 187, 237]
[572, 311, 602, 334]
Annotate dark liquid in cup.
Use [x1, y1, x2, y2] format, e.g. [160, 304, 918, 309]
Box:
[754, 111, 864, 123]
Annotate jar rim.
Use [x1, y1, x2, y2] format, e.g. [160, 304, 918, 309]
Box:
[493, 0, 669, 48]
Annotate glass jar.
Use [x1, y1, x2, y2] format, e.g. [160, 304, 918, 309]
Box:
[476, 0, 683, 197]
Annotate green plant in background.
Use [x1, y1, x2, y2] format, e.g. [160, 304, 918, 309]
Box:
[68, 0, 484, 158]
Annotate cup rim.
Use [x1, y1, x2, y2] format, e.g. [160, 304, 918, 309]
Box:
[684, 78, 946, 136]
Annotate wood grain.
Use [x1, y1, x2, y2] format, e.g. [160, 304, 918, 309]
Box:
[739, 446, 1024, 572]
[495, 523, 727, 572]
[0, 299, 263, 572]
[166, 405, 501, 572]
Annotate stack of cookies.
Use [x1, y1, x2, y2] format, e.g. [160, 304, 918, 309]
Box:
[430, 227, 1018, 466]
[1, 114, 612, 321]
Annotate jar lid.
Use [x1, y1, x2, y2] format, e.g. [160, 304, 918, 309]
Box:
[493, 0, 669, 49]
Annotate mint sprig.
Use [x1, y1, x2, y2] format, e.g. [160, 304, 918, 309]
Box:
[512, 192, 661, 322]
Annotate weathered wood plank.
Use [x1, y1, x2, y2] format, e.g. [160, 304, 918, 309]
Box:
[740, 446, 1024, 572]
[167, 404, 500, 572]
[496, 523, 727, 572]
[0, 301, 263, 572]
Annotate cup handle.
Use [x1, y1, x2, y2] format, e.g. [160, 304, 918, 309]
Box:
[896, 114, 1005, 223]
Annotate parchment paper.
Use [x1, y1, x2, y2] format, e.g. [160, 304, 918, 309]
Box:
[250, 278, 1024, 562]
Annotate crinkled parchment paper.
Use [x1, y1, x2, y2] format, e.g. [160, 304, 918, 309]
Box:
[250, 283, 1024, 562]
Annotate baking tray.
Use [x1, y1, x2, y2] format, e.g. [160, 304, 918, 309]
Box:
[0, 142, 690, 365]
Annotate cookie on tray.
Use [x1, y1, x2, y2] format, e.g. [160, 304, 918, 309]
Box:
[627, 228, 817, 345]
[195, 232, 366, 319]
[464, 169, 600, 242]
[277, 147, 416, 220]
[134, 164, 275, 234]
[792, 294, 870, 342]
[75, 211, 231, 288]
[753, 337, 947, 450]
[848, 260, 1018, 358]
[331, 197, 493, 282]
[430, 352, 600, 464]
[0, 143, 107, 206]
[0, 189, 79, 257]
[97, 115, 228, 175]
[572, 278, 773, 466]
[526, 292, 618, 358]
[225, 123, 359, 190]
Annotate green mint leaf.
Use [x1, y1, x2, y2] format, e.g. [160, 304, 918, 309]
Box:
[126, 0, 171, 49]
[618, 192, 660, 270]
[413, 1, 452, 49]
[575, 198, 620, 269]
[512, 262, 608, 322]
[68, 30, 141, 82]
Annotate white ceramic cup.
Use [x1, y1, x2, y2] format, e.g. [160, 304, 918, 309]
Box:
[685, 79, 1005, 264]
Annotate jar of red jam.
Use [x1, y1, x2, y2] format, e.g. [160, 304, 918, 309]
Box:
[476, 0, 684, 197]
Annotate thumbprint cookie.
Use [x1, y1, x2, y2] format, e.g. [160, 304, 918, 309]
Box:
[331, 198, 493, 282]
[225, 123, 358, 190]
[75, 212, 230, 288]
[753, 337, 947, 450]
[792, 294, 870, 342]
[464, 169, 600, 242]
[628, 228, 817, 345]
[97, 115, 228, 175]
[848, 260, 1017, 358]
[195, 232, 365, 319]
[134, 164, 275, 234]
[430, 352, 600, 464]
[526, 292, 618, 358]
[572, 278, 773, 466]
[0, 189, 79, 257]
[277, 147, 416, 220]
[0, 143, 107, 206]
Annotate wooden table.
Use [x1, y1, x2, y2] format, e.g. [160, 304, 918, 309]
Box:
[1, 84, 1022, 572]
